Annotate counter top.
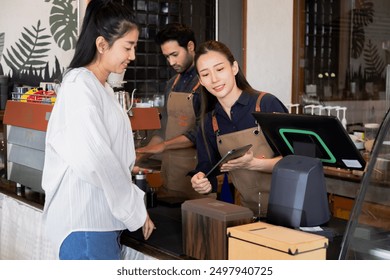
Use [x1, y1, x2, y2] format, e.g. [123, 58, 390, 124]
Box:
[0, 178, 185, 260]
[120, 204, 190, 260]
[0, 178, 44, 210]
[0, 178, 346, 260]
[0, 171, 363, 260]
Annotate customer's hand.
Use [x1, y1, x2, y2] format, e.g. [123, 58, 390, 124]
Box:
[142, 214, 155, 240]
[191, 172, 212, 194]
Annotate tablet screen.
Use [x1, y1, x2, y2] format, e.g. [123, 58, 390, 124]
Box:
[205, 144, 253, 177]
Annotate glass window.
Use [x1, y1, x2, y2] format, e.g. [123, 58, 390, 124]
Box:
[294, 0, 390, 133]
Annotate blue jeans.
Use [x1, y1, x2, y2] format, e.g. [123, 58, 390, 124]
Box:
[59, 231, 122, 260]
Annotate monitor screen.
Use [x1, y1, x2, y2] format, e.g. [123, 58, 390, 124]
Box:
[252, 112, 366, 171]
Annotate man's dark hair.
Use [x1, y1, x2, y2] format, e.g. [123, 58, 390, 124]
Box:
[155, 22, 196, 49]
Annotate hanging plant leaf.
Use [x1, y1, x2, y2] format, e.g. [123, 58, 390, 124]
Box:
[3, 20, 51, 77]
[351, 0, 374, 59]
[50, 0, 78, 51]
[363, 39, 386, 81]
[351, 25, 365, 59]
[353, 1, 374, 27]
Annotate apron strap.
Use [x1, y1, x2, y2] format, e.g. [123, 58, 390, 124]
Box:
[192, 81, 201, 92]
[171, 74, 201, 93]
[212, 110, 219, 136]
[255, 91, 268, 112]
[212, 91, 268, 135]
[171, 75, 181, 91]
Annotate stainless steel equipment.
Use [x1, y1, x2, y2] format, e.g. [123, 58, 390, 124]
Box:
[3, 101, 52, 194]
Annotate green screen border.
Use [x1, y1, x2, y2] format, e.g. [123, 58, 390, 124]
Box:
[279, 128, 336, 163]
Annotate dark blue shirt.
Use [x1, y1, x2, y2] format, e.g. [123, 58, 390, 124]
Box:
[156, 66, 201, 143]
[195, 91, 288, 189]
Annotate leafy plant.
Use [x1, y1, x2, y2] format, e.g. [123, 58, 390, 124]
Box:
[351, 0, 374, 59]
[49, 0, 78, 51]
[2, 20, 51, 78]
[363, 39, 386, 82]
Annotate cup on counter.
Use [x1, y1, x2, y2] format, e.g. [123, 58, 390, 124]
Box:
[364, 123, 380, 141]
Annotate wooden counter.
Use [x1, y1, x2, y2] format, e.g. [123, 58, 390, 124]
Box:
[324, 166, 390, 231]
[0, 178, 184, 260]
[3, 167, 383, 260]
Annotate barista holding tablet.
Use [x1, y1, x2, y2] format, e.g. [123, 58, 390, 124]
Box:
[190, 40, 288, 216]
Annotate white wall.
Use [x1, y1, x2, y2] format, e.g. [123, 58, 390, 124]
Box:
[79, 0, 88, 27]
[0, 0, 78, 77]
[246, 0, 293, 105]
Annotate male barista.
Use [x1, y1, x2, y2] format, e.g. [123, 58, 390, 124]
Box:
[136, 23, 203, 201]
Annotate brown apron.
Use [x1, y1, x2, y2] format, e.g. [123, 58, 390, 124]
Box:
[160, 75, 204, 199]
[212, 92, 274, 216]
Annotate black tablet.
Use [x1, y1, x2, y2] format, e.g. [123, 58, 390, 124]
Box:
[205, 144, 253, 177]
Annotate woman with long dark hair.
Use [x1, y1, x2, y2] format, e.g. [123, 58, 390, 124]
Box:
[191, 40, 288, 216]
[42, 0, 154, 259]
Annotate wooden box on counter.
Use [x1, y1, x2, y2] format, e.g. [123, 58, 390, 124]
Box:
[227, 222, 328, 260]
[181, 198, 253, 260]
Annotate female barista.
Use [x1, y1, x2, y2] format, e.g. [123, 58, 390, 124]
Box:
[190, 40, 288, 216]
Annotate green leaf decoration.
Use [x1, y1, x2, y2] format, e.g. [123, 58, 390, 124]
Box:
[3, 20, 51, 76]
[50, 0, 78, 51]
